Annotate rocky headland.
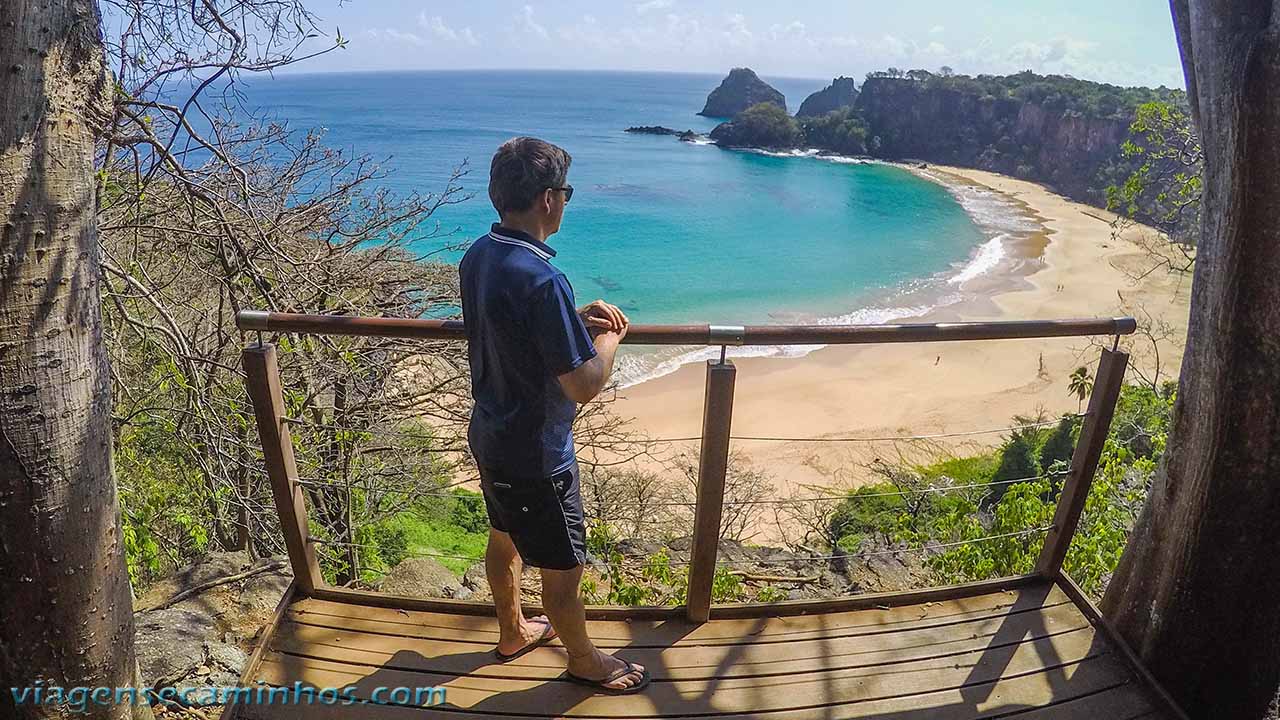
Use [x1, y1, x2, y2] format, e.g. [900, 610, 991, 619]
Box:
[686, 69, 1184, 209]
[851, 74, 1143, 204]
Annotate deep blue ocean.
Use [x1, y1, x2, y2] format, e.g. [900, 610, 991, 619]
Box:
[242, 70, 1009, 383]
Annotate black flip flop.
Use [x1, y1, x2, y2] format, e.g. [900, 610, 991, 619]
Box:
[494, 619, 556, 663]
[566, 661, 651, 695]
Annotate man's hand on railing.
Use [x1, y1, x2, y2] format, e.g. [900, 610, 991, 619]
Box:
[559, 301, 629, 403]
[579, 299, 629, 336]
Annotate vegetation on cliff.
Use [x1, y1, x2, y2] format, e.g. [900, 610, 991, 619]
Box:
[707, 68, 1191, 210]
[863, 68, 1182, 120]
[708, 103, 803, 149]
[798, 108, 872, 155]
[829, 382, 1174, 600]
[854, 71, 1184, 204]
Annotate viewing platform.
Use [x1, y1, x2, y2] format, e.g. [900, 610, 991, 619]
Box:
[222, 311, 1187, 720]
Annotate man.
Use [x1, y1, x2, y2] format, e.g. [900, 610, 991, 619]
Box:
[459, 137, 648, 694]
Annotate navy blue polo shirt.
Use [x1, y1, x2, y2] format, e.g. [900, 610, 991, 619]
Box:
[460, 224, 598, 477]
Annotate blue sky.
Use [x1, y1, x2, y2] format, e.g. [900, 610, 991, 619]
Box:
[293, 1, 1184, 88]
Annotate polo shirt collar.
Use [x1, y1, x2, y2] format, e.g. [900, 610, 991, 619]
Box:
[489, 223, 557, 259]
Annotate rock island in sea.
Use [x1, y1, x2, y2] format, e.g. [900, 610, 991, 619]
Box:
[699, 67, 786, 118]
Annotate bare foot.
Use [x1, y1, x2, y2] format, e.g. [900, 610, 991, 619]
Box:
[496, 615, 555, 657]
[568, 650, 647, 691]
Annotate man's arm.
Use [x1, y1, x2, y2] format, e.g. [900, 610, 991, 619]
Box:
[527, 278, 627, 405]
[556, 325, 626, 404]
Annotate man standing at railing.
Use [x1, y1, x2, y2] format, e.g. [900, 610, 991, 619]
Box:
[459, 137, 648, 695]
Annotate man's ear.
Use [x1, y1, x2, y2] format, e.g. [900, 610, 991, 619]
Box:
[541, 188, 554, 215]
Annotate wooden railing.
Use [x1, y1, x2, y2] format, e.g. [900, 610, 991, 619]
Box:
[236, 310, 1133, 622]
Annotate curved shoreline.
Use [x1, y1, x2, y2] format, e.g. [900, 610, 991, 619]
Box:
[611, 164, 1192, 507]
[613, 158, 1041, 388]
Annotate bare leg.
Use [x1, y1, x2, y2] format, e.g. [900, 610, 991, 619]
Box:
[541, 566, 646, 691]
[487, 529, 553, 656]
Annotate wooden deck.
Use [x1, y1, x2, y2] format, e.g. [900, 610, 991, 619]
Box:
[228, 577, 1179, 719]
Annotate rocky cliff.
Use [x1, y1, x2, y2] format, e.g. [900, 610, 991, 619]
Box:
[700, 68, 786, 118]
[853, 76, 1133, 204]
[797, 77, 860, 118]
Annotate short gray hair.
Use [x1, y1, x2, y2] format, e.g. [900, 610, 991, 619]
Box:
[488, 137, 572, 215]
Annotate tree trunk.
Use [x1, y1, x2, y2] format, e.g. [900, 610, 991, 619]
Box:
[0, 2, 149, 719]
[1102, 2, 1280, 718]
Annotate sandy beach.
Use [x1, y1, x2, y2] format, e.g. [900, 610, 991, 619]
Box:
[610, 165, 1192, 500]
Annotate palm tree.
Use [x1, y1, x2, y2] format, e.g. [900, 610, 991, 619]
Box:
[1067, 366, 1093, 412]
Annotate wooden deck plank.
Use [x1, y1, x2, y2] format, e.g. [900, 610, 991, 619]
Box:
[1054, 575, 1190, 720]
[252, 628, 1116, 716]
[238, 656, 1139, 720]
[1005, 682, 1162, 719]
[284, 584, 1071, 649]
[290, 582, 1063, 637]
[308, 574, 1045, 622]
[232, 579, 1175, 720]
[270, 601, 1092, 681]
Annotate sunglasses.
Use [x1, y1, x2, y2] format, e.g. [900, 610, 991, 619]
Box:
[551, 185, 574, 204]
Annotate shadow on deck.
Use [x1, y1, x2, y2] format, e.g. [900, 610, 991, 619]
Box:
[226, 576, 1177, 720]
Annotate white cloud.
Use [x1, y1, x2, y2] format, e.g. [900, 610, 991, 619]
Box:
[658, 13, 703, 49]
[874, 34, 909, 58]
[1004, 37, 1095, 66]
[769, 21, 808, 41]
[558, 15, 612, 51]
[724, 13, 753, 47]
[418, 13, 479, 46]
[635, 0, 674, 15]
[362, 7, 1171, 89]
[815, 33, 859, 50]
[365, 28, 426, 47]
[519, 5, 549, 39]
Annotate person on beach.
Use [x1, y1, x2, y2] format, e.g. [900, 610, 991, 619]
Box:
[459, 137, 648, 694]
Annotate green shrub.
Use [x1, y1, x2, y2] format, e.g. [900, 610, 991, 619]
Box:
[1038, 415, 1080, 473]
[711, 103, 804, 148]
[829, 484, 907, 546]
[447, 490, 489, 534]
[116, 422, 212, 586]
[985, 431, 1041, 506]
[920, 454, 998, 485]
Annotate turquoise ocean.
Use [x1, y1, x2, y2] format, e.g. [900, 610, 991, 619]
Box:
[244, 70, 1034, 384]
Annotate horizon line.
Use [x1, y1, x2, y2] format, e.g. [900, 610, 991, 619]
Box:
[271, 66, 828, 82]
[262, 65, 1180, 92]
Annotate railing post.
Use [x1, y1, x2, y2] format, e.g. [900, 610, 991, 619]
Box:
[241, 342, 324, 594]
[686, 357, 737, 624]
[1035, 348, 1129, 577]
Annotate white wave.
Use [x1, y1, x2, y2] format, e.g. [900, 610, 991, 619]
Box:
[615, 300, 959, 388]
[904, 167, 1040, 288]
[949, 234, 1007, 285]
[723, 144, 880, 165]
[743, 147, 823, 159]
[818, 155, 872, 165]
[914, 169, 1040, 236]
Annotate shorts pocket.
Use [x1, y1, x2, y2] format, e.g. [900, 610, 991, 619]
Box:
[487, 479, 558, 528]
